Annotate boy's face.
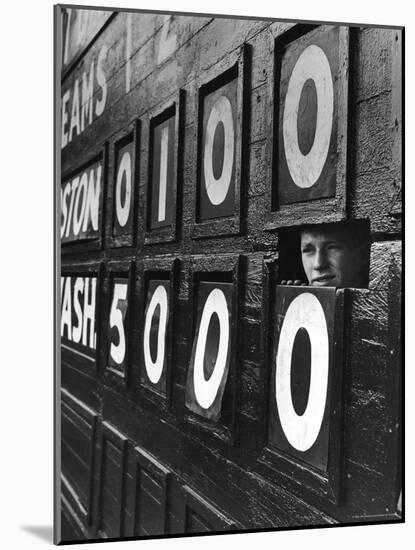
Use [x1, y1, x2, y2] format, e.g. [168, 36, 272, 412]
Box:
[300, 228, 359, 288]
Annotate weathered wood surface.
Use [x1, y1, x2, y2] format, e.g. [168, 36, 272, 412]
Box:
[60, 7, 402, 542]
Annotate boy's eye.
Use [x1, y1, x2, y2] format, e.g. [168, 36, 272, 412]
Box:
[302, 246, 314, 254]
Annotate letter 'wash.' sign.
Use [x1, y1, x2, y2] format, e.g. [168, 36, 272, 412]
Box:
[61, 276, 97, 359]
[278, 27, 340, 204]
[269, 286, 338, 472]
[199, 79, 237, 220]
[61, 159, 103, 245]
[185, 282, 233, 421]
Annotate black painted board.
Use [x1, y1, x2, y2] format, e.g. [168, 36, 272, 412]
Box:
[277, 26, 339, 204]
[185, 282, 233, 422]
[150, 115, 176, 230]
[132, 446, 171, 537]
[140, 279, 170, 396]
[198, 78, 237, 220]
[107, 278, 129, 376]
[269, 285, 337, 472]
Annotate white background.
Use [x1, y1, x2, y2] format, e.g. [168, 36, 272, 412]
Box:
[0, 0, 411, 548]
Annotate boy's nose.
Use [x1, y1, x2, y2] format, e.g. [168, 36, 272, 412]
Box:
[313, 248, 328, 270]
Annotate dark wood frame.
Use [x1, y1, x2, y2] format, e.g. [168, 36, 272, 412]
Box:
[104, 260, 135, 386]
[61, 388, 98, 527]
[144, 90, 185, 245]
[255, 263, 347, 506]
[106, 119, 141, 249]
[132, 445, 171, 537]
[264, 24, 350, 230]
[61, 143, 108, 254]
[184, 254, 243, 447]
[96, 421, 128, 539]
[136, 257, 179, 412]
[192, 43, 251, 240]
[181, 485, 237, 532]
[60, 261, 104, 374]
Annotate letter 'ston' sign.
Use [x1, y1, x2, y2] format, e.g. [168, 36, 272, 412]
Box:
[269, 286, 340, 472]
[185, 282, 233, 421]
[199, 79, 237, 220]
[61, 159, 103, 244]
[278, 27, 341, 205]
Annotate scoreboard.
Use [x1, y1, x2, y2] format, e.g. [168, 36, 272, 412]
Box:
[57, 7, 403, 542]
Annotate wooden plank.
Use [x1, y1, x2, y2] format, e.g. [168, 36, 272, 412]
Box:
[61, 7, 114, 73]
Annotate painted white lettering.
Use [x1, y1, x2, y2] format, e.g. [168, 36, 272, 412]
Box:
[193, 289, 230, 409]
[204, 95, 234, 205]
[82, 165, 101, 232]
[158, 126, 168, 222]
[69, 79, 81, 142]
[61, 182, 71, 237]
[65, 177, 79, 237]
[81, 61, 94, 131]
[125, 14, 132, 93]
[63, 8, 72, 65]
[115, 152, 131, 227]
[109, 283, 128, 365]
[283, 45, 334, 188]
[72, 277, 84, 343]
[72, 172, 88, 236]
[95, 45, 108, 116]
[143, 285, 168, 383]
[157, 15, 177, 65]
[61, 277, 72, 339]
[61, 90, 71, 149]
[82, 278, 96, 348]
[275, 293, 329, 451]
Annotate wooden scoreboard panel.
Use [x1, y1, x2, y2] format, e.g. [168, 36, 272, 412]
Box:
[199, 80, 237, 220]
[58, 7, 402, 544]
[107, 278, 129, 376]
[141, 279, 170, 394]
[145, 95, 183, 244]
[277, 27, 340, 204]
[269, 286, 338, 471]
[185, 282, 233, 422]
[149, 114, 176, 230]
